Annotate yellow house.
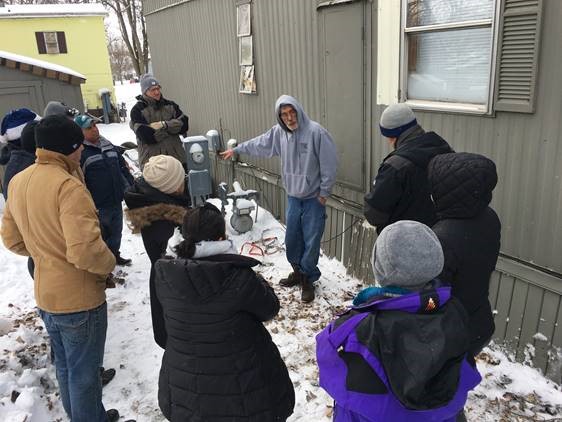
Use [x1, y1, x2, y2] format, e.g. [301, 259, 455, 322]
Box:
[0, 3, 115, 113]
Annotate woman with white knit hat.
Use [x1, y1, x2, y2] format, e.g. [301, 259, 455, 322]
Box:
[124, 154, 190, 348]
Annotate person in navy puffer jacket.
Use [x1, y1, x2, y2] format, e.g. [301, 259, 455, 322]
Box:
[75, 114, 134, 266]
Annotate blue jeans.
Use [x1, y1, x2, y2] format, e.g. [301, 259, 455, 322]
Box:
[98, 205, 123, 256]
[39, 302, 108, 422]
[285, 196, 327, 283]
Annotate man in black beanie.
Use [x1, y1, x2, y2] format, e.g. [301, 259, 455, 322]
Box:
[1, 114, 127, 422]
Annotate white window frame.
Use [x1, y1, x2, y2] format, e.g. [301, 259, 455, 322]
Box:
[399, 0, 501, 114]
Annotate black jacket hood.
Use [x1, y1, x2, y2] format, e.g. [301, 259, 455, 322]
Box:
[428, 152, 498, 219]
[155, 254, 261, 304]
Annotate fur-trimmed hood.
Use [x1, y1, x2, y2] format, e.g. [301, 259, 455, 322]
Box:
[125, 203, 188, 233]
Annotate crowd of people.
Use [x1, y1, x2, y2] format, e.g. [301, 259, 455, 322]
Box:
[0, 73, 500, 422]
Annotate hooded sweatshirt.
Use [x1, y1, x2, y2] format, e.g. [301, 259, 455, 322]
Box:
[234, 95, 338, 199]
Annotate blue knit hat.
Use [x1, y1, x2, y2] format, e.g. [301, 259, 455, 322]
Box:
[0, 108, 40, 142]
[379, 103, 417, 138]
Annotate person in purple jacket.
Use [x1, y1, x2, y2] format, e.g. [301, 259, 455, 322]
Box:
[316, 220, 481, 422]
[221, 95, 338, 303]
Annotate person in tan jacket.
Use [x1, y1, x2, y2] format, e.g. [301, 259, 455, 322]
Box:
[0, 115, 124, 422]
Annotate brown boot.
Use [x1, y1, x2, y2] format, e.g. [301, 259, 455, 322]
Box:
[301, 277, 315, 303]
[279, 265, 301, 287]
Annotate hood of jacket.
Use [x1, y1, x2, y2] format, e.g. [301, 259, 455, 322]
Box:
[428, 152, 497, 219]
[391, 128, 453, 168]
[275, 95, 311, 133]
[355, 288, 471, 410]
[155, 254, 261, 304]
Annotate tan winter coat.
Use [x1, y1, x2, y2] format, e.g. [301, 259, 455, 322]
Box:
[1, 149, 116, 313]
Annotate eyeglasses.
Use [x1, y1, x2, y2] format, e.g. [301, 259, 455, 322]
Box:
[280, 109, 297, 119]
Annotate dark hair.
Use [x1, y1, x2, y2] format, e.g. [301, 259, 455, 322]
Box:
[175, 203, 226, 258]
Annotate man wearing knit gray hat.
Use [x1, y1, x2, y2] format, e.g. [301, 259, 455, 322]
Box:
[129, 74, 189, 169]
[363, 103, 453, 233]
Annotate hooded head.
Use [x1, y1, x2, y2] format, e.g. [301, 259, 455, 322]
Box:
[142, 154, 185, 194]
[428, 152, 498, 219]
[20, 120, 39, 154]
[372, 220, 444, 290]
[275, 95, 309, 132]
[379, 103, 417, 139]
[43, 101, 79, 119]
[0, 108, 40, 142]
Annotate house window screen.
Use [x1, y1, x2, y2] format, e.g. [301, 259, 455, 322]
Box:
[44, 32, 60, 54]
[404, 0, 495, 107]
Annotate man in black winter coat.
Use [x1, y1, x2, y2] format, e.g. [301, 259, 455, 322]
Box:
[428, 152, 501, 358]
[364, 104, 453, 233]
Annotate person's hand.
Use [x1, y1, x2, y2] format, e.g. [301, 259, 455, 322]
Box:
[105, 273, 116, 289]
[219, 149, 235, 160]
[149, 121, 165, 130]
[318, 196, 327, 206]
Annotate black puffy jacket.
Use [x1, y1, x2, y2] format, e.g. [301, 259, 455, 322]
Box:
[124, 178, 190, 348]
[154, 254, 295, 422]
[428, 152, 501, 355]
[364, 126, 453, 233]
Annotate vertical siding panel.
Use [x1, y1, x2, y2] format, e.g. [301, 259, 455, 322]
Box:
[489, 271, 501, 311]
[517, 285, 544, 358]
[505, 279, 529, 351]
[494, 274, 515, 340]
[535, 292, 560, 372]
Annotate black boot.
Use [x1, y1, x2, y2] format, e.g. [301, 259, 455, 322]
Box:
[301, 277, 315, 303]
[107, 409, 119, 422]
[279, 264, 301, 287]
[100, 367, 116, 387]
[115, 254, 132, 266]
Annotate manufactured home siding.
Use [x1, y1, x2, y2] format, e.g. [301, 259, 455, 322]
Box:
[145, 0, 373, 205]
[143, 0, 562, 380]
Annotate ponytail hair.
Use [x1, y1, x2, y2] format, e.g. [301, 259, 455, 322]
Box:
[175, 203, 226, 259]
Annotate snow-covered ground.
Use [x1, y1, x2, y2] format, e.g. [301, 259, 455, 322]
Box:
[0, 84, 561, 421]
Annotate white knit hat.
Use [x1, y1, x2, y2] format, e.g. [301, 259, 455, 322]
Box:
[143, 155, 185, 194]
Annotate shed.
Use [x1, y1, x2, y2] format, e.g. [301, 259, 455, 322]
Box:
[0, 49, 85, 117]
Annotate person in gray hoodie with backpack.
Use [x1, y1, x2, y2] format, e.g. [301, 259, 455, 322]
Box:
[221, 95, 338, 303]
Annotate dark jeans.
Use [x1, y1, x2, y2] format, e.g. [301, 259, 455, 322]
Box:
[98, 205, 123, 256]
[39, 302, 108, 422]
[285, 196, 327, 282]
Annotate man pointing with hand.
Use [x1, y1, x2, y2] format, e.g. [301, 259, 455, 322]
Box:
[221, 95, 338, 303]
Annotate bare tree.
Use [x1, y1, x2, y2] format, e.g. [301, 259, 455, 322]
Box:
[106, 29, 134, 83]
[4, 0, 149, 77]
[102, 0, 149, 77]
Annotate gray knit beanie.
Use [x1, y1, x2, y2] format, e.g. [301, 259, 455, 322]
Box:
[140, 74, 161, 94]
[379, 103, 417, 138]
[372, 220, 444, 290]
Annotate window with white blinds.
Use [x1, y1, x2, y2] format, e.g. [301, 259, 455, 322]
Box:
[402, 0, 496, 111]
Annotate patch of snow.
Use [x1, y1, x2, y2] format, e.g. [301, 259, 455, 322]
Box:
[533, 332, 548, 342]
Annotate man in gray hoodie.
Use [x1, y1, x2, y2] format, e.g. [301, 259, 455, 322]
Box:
[221, 95, 338, 302]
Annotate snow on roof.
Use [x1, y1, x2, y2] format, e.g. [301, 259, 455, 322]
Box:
[0, 50, 86, 80]
[0, 3, 107, 18]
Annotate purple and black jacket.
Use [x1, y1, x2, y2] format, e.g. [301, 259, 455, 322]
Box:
[316, 286, 481, 422]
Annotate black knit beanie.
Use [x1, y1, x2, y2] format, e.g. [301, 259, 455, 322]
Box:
[36, 115, 84, 155]
[20, 121, 39, 154]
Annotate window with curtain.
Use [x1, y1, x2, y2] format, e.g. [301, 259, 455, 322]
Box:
[403, 0, 495, 109]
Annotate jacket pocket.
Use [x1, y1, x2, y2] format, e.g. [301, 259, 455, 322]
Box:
[284, 173, 309, 194]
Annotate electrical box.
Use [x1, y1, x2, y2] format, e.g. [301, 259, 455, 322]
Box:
[183, 136, 212, 207]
